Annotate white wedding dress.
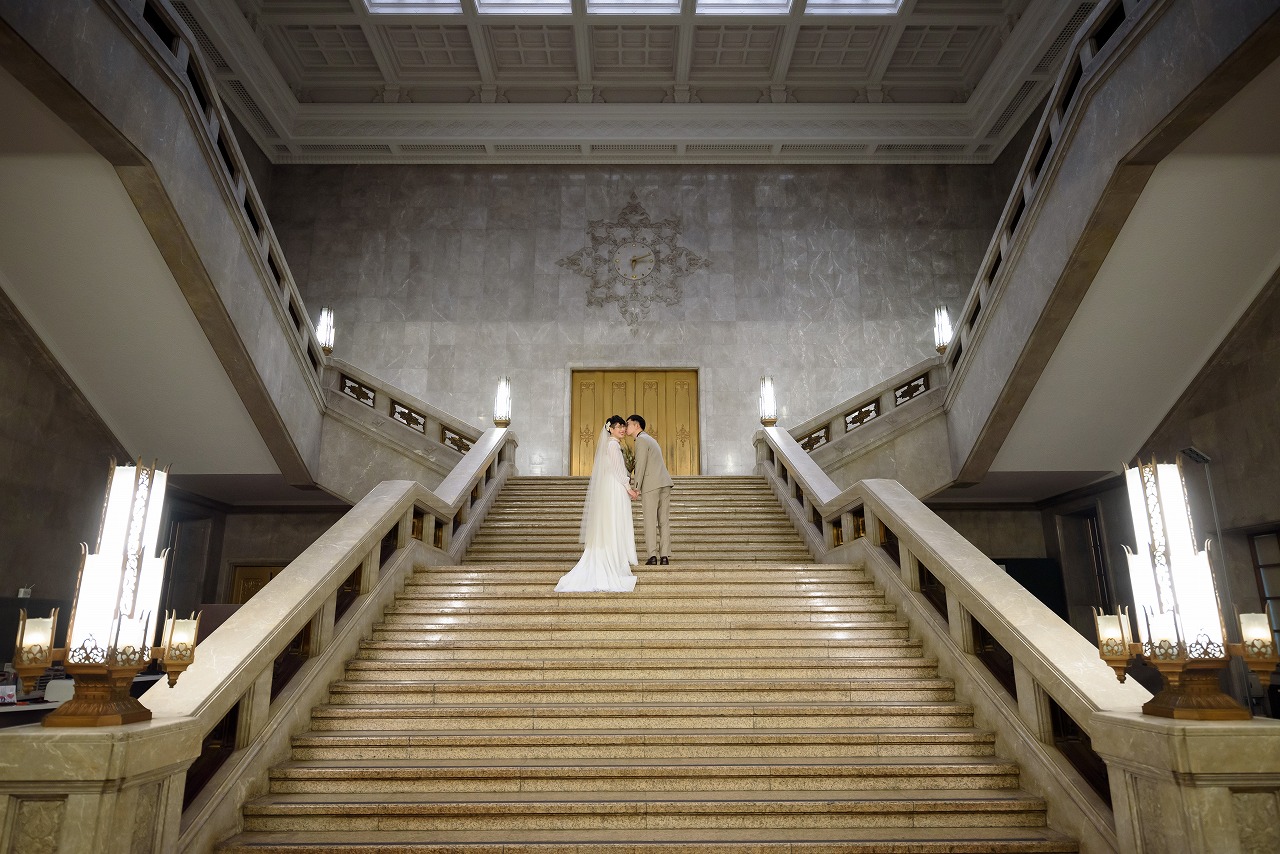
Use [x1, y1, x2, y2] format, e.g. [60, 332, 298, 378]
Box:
[555, 429, 638, 593]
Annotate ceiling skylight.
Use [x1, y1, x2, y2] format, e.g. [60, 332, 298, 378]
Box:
[587, 0, 682, 13]
[364, 0, 464, 13]
[804, 0, 904, 13]
[694, 0, 792, 13]
[474, 0, 573, 12]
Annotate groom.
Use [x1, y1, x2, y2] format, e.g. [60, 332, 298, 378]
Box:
[626, 414, 674, 565]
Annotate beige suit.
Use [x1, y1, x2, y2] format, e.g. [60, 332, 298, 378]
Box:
[632, 431, 674, 559]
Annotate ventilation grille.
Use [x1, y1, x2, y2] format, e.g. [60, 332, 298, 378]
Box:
[493, 144, 583, 154]
[590, 144, 679, 155]
[300, 143, 394, 153]
[779, 143, 869, 155]
[227, 79, 279, 139]
[171, 2, 232, 72]
[1035, 3, 1097, 74]
[685, 143, 772, 154]
[878, 143, 967, 153]
[274, 144, 292, 154]
[986, 79, 1038, 138]
[401, 143, 489, 154]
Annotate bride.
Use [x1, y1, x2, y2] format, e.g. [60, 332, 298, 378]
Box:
[555, 415, 638, 593]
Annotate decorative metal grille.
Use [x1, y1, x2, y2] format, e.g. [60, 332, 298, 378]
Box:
[893, 374, 929, 406]
[845, 400, 880, 430]
[442, 427, 473, 454]
[340, 375, 377, 407]
[391, 401, 427, 432]
[799, 426, 830, 452]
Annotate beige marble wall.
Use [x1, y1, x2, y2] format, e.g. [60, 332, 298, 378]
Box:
[269, 164, 1012, 475]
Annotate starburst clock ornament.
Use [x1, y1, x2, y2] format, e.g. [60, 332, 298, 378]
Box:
[558, 192, 710, 327]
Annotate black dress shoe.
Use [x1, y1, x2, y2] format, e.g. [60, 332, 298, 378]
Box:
[645, 556, 659, 565]
[659, 556, 669, 565]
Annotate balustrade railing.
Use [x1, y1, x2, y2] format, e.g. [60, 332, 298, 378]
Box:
[943, 0, 1151, 383]
[325, 359, 483, 456]
[137, 428, 516, 852]
[754, 425, 1151, 849]
[789, 357, 946, 455]
[122, 0, 326, 382]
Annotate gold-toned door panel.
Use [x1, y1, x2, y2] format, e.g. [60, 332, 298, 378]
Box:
[570, 370, 699, 476]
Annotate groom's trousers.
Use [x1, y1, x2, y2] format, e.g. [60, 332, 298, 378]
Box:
[641, 486, 672, 559]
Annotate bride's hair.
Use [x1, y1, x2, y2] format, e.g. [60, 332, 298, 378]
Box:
[605, 415, 627, 429]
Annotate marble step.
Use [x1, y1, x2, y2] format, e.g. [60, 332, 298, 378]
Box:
[240, 788, 1047, 832]
[380, 602, 896, 619]
[267, 756, 1021, 794]
[324, 677, 957, 706]
[375, 608, 900, 627]
[220, 825, 1078, 853]
[462, 550, 814, 563]
[355, 637, 927, 661]
[368, 623, 911, 642]
[288, 727, 996, 762]
[414, 561, 849, 573]
[306, 700, 977, 732]
[470, 525, 803, 539]
[341, 658, 940, 682]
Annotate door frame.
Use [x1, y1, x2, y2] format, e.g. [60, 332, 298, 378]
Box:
[564, 365, 703, 476]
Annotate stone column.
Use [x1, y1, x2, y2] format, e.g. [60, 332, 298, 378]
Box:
[1090, 710, 1280, 854]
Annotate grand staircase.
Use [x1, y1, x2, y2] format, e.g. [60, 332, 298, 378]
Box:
[220, 476, 1076, 852]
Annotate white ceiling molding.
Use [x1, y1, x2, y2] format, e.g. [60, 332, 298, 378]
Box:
[176, 0, 1091, 164]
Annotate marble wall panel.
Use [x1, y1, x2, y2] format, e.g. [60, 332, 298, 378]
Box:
[269, 165, 1012, 475]
[218, 510, 345, 599]
[0, 286, 125, 601]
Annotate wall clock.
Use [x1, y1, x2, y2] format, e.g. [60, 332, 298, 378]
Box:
[613, 241, 655, 280]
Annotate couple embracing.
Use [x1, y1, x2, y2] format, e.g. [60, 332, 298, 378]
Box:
[555, 414, 674, 593]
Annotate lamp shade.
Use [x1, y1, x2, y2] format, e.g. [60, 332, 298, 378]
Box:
[1124, 458, 1224, 655]
[493, 377, 512, 427]
[934, 306, 952, 352]
[759, 376, 777, 426]
[317, 307, 335, 352]
[65, 460, 168, 667]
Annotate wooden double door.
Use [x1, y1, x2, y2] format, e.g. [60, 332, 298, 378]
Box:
[570, 370, 700, 476]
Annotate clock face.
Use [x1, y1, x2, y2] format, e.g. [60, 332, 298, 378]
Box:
[612, 241, 655, 280]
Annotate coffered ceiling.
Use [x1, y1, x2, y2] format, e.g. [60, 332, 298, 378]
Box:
[176, 0, 1094, 163]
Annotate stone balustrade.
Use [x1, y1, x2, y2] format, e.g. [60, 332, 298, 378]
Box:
[756, 424, 1280, 854]
[0, 430, 517, 854]
[787, 356, 952, 494]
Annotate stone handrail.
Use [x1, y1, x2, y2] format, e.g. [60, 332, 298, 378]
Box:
[0, 430, 516, 854]
[755, 425, 1151, 851]
[154, 427, 513, 851]
[123, 0, 328, 384]
[943, 0, 1150, 383]
[323, 358, 482, 454]
[317, 359, 491, 500]
[788, 356, 946, 456]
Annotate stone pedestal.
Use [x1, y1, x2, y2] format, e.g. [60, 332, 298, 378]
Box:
[0, 721, 201, 854]
[1091, 710, 1280, 854]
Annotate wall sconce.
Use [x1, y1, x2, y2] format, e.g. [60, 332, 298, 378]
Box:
[1092, 456, 1278, 719]
[317, 306, 335, 355]
[9, 459, 201, 726]
[934, 306, 952, 354]
[759, 376, 778, 427]
[493, 376, 511, 427]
